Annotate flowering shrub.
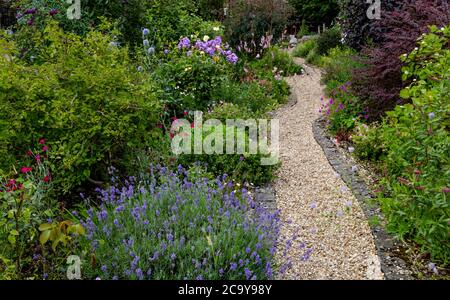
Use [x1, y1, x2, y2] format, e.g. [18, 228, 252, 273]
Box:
[77, 166, 288, 280]
[353, 26, 450, 264]
[0, 22, 163, 194]
[152, 35, 237, 114]
[0, 139, 83, 279]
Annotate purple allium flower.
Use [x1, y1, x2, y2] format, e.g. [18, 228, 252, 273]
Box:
[170, 253, 176, 260]
[101, 265, 107, 273]
[219, 269, 224, 276]
[429, 112, 435, 120]
[143, 39, 149, 47]
[246, 247, 251, 254]
[196, 275, 204, 280]
[142, 28, 150, 36]
[178, 37, 191, 49]
[309, 202, 317, 209]
[97, 210, 108, 221]
[115, 205, 125, 213]
[147, 47, 155, 55]
[164, 49, 170, 55]
[113, 219, 119, 227]
[112, 276, 118, 280]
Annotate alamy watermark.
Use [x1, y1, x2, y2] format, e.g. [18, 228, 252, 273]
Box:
[170, 112, 279, 166]
[366, 0, 381, 20]
[67, 0, 81, 20]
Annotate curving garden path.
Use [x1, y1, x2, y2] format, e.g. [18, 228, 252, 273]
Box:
[274, 57, 384, 280]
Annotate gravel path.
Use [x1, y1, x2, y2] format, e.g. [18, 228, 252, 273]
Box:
[274, 58, 383, 280]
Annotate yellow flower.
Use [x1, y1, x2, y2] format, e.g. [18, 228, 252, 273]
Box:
[213, 56, 220, 62]
[203, 35, 210, 42]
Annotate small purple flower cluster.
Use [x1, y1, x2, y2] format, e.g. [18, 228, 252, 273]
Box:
[177, 36, 239, 65]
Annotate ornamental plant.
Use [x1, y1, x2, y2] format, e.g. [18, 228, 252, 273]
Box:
[76, 165, 298, 280]
[151, 35, 237, 115]
[0, 21, 163, 195]
[351, 0, 450, 120]
[0, 138, 83, 279]
[354, 25, 450, 264]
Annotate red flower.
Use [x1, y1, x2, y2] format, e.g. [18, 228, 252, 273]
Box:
[171, 116, 178, 121]
[21, 167, 33, 174]
[414, 170, 422, 175]
[35, 154, 41, 163]
[191, 122, 195, 128]
[26, 150, 33, 156]
[442, 187, 450, 194]
[415, 186, 425, 191]
[38, 138, 46, 145]
[42, 146, 48, 152]
[170, 133, 175, 139]
[43, 175, 50, 183]
[6, 179, 16, 187]
[157, 124, 163, 129]
[183, 111, 189, 116]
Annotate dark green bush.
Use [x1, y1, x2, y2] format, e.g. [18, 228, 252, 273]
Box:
[0, 22, 163, 194]
[315, 26, 341, 56]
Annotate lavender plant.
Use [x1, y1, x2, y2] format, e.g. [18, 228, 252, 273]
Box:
[77, 165, 287, 280]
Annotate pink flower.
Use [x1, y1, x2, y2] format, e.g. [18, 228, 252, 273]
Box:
[35, 154, 41, 162]
[442, 187, 450, 193]
[43, 176, 50, 183]
[21, 167, 33, 174]
[42, 146, 48, 152]
[38, 138, 46, 145]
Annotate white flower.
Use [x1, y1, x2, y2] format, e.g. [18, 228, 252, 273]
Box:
[213, 27, 220, 31]
[203, 35, 210, 42]
[348, 147, 355, 153]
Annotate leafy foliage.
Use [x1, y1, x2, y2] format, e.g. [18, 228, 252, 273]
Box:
[0, 22, 163, 194]
[351, 0, 450, 120]
[353, 26, 450, 263]
[315, 26, 341, 55]
[224, 0, 293, 57]
[288, 0, 339, 29]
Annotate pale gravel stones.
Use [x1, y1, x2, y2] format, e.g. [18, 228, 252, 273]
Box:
[273, 58, 383, 280]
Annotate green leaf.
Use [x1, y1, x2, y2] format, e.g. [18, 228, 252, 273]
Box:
[39, 223, 54, 231]
[39, 230, 51, 245]
[9, 230, 19, 236]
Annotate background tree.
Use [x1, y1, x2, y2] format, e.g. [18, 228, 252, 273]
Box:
[288, 0, 339, 31]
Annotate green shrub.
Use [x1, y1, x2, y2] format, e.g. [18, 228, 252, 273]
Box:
[0, 22, 163, 195]
[305, 47, 322, 65]
[293, 38, 317, 58]
[321, 46, 362, 88]
[177, 123, 280, 186]
[252, 46, 302, 76]
[315, 26, 342, 56]
[14, 0, 150, 46]
[146, 0, 223, 49]
[354, 26, 450, 264]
